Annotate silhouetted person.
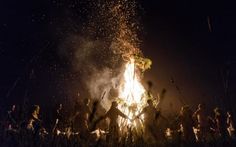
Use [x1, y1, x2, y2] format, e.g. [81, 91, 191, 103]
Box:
[103, 101, 129, 141]
[213, 107, 228, 142]
[70, 98, 92, 142]
[27, 105, 43, 146]
[6, 105, 18, 130]
[70, 100, 80, 132]
[52, 104, 65, 133]
[4, 105, 18, 147]
[78, 98, 91, 139]
[227, 111, 235, 138]
[27, 105, 41, 132]
[134, 99, 160, 143]
[179, 105, 195, 145]
[193, 103, 208, 142]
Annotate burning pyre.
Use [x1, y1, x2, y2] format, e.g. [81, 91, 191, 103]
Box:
[91, 0, 153, 132]
[74, 0, 154, 133]
[117, 55, 152, 132]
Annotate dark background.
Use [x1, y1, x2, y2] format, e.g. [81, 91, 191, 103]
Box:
[0, 0, 236, 115]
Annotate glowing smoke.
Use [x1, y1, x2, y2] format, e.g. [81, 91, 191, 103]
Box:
[57, 0, 145, 112]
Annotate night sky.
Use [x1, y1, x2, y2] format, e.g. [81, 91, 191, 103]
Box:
[0, 0, 236, 113]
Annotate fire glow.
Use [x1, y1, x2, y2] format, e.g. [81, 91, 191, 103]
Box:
[117, 58, 147, 129]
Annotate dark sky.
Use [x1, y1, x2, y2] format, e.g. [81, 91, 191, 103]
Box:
[140, 1, 236, 111]
[0, 0, 236, 112]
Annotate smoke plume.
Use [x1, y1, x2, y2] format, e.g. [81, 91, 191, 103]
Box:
[57, 0, 142, 110]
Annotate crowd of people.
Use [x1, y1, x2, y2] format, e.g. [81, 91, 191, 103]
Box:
[0, 98, 235, 147]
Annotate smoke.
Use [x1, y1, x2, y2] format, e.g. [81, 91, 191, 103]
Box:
[56, 0, 142, 110]
[58, 33, 128, 109]
[85, 67, 125, 110]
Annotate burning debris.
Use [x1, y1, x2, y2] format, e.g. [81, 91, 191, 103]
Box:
[117, 56, 152, 130]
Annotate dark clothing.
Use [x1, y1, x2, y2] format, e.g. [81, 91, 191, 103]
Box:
[137, 105, 159, 143]
[55, 108, 65, 130]
[6, 110, 18, 129]
[215, 113, 228, 138]
[104, 105, 128, 140]
[179, 113, 195, 142]
[72, 103, 91, 139]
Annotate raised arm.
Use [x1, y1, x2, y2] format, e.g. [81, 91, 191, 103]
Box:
[117, 109, 129, 119]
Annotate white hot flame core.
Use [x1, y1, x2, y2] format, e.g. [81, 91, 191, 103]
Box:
[118, 58, 147, 129]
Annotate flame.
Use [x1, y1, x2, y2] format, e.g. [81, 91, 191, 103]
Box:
[117, 58, 147, 130]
